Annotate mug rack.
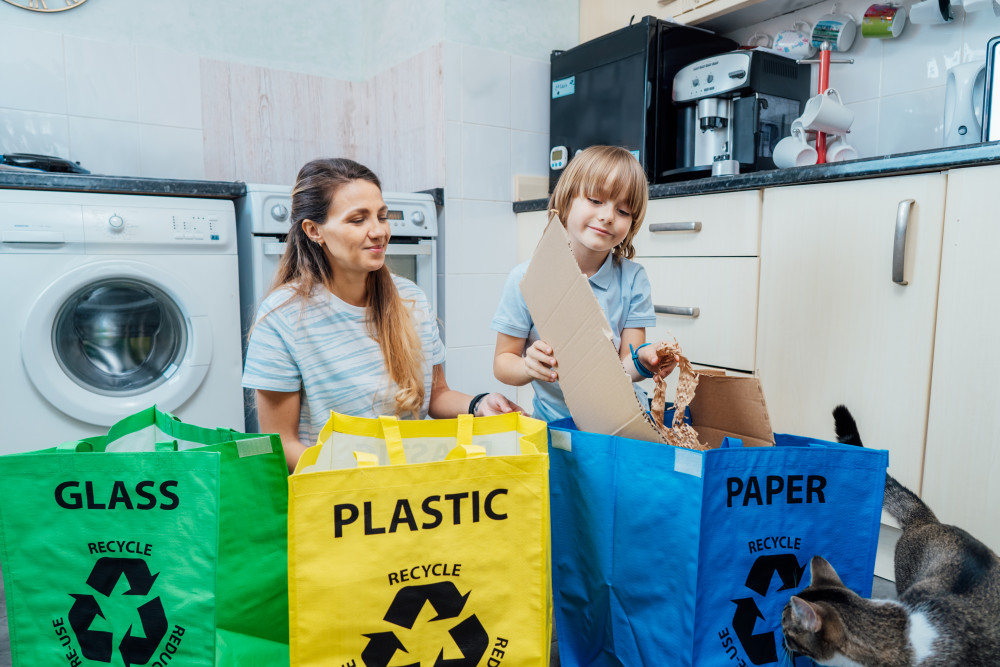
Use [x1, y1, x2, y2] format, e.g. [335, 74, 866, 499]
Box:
[798, 42, 855, 163]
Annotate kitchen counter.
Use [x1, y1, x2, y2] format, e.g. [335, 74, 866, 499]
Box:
[512, 141, 1000, 213]
[0, 171, 247, 199]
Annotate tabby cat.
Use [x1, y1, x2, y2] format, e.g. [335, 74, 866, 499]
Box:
[781, 405, 1000, 666]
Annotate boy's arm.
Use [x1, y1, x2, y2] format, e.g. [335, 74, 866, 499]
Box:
[494, 333, 558, 385]
[620, 328, 677, 382]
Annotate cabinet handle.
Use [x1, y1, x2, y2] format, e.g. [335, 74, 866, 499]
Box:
[655, 305, 700, 318]
[649, 222, 702, 233]
[892, 199, 915, 286]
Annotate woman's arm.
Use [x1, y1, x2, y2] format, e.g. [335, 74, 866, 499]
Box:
[427, 365, 523, 418]
[494, 333, 559, 385]
[256, 389, 307, 473]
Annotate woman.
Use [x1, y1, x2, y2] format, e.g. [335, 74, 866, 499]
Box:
[243, 158, 521, 471]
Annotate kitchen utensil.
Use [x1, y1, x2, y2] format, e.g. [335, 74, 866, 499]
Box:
[774, 21, 817, 59]
[909, 0, 952, 23]
[0, 153, 89, 174]
[826, 134, 859, 161]
[812, 9, 858, 51]
[773, 120, 819, 168]
[943, 60, 987, 146]
[861, 4, 907, 38]
[799, 87, 855, 134]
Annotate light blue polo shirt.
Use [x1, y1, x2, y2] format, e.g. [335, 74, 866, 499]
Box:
[491, 253, 657, 423]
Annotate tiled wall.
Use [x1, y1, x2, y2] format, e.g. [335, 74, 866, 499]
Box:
[436, 43, 551, 397]
[725, 0, 1000, 157]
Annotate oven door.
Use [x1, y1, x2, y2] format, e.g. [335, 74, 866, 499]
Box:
[386, 239, 437, 317]
[251, 237, 437, 317]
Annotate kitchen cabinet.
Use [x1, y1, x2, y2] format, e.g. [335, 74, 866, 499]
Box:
[755, 173, 947, 496]
[922, 164, 1000, 553]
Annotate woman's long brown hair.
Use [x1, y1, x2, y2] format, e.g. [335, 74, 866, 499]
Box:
[271, 158, 425, 417]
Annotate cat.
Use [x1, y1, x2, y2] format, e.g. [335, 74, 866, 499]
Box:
[780, 405, 1000, 667]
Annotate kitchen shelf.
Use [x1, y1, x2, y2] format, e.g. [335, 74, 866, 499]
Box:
[659, 0, 827, 34]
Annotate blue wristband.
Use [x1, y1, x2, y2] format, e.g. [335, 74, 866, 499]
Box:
[629, 343, 654, 379]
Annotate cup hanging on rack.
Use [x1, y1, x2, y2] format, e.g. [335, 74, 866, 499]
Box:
[861, 4, 907, 38]
[811, 6, 858, 51]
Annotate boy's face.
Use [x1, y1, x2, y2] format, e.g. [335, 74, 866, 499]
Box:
[564, 186, 634, 257]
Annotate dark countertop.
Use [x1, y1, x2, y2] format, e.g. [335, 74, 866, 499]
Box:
[512, 141, 1000, 213]
[0, 171, 247, 199]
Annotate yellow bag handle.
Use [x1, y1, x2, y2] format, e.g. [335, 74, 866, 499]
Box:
[378, 416, 407, 465]
[353, 451, 380, 468]
[445, 443, 487, 460]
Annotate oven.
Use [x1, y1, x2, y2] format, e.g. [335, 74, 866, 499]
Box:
[235, 185, 439, 430]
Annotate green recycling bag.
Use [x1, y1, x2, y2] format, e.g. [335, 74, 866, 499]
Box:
[0, 407, 289, 667]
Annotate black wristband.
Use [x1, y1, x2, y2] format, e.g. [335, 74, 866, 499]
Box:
[468, 393, 489, 416]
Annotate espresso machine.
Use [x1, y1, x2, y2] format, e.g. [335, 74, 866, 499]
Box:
[667, 50, 811, 179]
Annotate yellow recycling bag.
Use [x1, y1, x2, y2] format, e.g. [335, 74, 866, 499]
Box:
[288, 412, 551, 667]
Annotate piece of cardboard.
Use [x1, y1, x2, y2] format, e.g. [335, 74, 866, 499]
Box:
[520, 215, 774, 449]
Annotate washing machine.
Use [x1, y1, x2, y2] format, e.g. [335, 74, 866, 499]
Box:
[0, 189, 245, 454]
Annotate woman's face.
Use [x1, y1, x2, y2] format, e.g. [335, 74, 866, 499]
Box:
[304, 179, 390, 277]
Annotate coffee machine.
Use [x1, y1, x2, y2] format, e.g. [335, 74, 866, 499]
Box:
[667, 50, 811, 179]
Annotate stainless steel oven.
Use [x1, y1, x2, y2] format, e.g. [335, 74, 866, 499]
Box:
[235, 184, 439, 430]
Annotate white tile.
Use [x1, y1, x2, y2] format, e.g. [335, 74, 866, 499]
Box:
[0, 109, 70, 158]
[511, 130, 549, 178]
[443, 273, 509, 348]
[843, 99, 879, 159]
[880, 19, 964, 96]
[510, 55, 550, 133]
[457, 200, 518, 275]
[461, 124, 512, 201]
[443, 345, 507, 396]
[441, 197, 463, 282]
[826, 32, 882, 103]
[961, 10, 1000, 61]
[0, 25, 66, 114]
[877, 88, 947, 154]
[443, 42, 462, 124]
[446, 121, 463, 198]
[68, 116, 140, 177]
[461, 45, 510, 127]
[139, 125, 205, 180]
[136, 45, 202, 129]
[64, 35, 138, 122]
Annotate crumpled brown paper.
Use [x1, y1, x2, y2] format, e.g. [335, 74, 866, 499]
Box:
[650, 338, 708, 450]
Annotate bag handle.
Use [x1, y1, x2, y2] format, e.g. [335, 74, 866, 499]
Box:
[378, 416, 407, 465]
[56, 438, 178, 453]
[445, 443, 487, 460]
[353, 451, 380, 467]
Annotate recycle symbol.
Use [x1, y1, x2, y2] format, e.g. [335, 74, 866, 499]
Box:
[68, 557, 168, 667]
[361, 581, 488, 667]
[730, 554, 806, 665]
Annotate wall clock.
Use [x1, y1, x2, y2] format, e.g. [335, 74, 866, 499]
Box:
[2, 0, 88, 11]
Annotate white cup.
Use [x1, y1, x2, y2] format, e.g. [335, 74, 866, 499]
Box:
[825, 134, 859, 162]
[811, 12, 858, 51]
[960, 0, 990, 13]
[909, 0, 952, 23]
[773, 124, 818, 168]
[799, 88, 855, 134]
[774, 21, 817, 60]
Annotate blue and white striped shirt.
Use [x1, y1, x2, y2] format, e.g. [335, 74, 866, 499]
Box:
[242, 275, 445, 446]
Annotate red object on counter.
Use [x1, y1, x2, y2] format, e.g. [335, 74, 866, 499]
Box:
[816, 46, 831, 164]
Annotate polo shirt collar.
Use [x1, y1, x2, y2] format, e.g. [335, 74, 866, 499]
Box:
[588, 252, 616, 291]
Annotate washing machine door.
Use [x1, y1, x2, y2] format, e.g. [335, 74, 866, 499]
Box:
[22, 260, 212, 426]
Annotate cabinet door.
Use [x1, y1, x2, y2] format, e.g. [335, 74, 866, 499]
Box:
[635, 190, 761, 257]
[756, 173, 947, 492]
[923, 165, 1000, 552]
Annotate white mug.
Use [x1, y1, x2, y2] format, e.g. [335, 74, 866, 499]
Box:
[773, 124, 818, 168]
[825, 134, 859, 162]
[774, 21, 817, 60]
[811, 12, 858, 51]
[909, 0, 952, 23]
[799, 88, 855, 134]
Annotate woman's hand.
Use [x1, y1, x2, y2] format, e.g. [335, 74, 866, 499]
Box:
[475, 392, 525, 416]
[523, 339, 559, 382]
[640, 343, 678, 380]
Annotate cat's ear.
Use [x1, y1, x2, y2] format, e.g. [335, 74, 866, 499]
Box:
[789, 596, 822, 632]
[809, 555, 845, 588]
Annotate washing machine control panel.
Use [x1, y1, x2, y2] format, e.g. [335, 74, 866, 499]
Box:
[81, 204, 236, 253]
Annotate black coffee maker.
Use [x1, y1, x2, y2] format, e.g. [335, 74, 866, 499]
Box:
[667, 50, 811, 180]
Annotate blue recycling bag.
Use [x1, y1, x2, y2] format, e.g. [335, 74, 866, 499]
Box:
[547, 419, 888, 667]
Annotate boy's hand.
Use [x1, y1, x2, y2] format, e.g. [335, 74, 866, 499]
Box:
[640, 343, 677, 380]
[524, 339, 558, 382]
[476, 393, 525, 416]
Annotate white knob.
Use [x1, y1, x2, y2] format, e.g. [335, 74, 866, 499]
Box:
[411, 211, 425, 226]
[271, 204, 289, 222]
[108, 214, 124, 230]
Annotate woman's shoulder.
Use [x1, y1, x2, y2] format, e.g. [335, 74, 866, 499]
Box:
[391, 274, 427, 301]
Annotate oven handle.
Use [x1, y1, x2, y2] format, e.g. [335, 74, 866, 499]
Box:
[263, 242, 287, 256]
[386, 243, 432, 256]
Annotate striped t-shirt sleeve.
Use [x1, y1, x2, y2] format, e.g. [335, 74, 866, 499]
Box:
[242, 292, 302, 392]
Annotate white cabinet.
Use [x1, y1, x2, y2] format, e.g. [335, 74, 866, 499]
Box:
[755, 173, 948, 493]
[922, 164, 1000, 553]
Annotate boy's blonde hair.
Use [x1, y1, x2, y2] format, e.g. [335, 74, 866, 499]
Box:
[547, 145, 649, 262]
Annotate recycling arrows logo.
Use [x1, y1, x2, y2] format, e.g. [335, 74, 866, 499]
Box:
[362, 581, 488, 667]
[68, 557, 168, 666]
[730, 554, 806, 665]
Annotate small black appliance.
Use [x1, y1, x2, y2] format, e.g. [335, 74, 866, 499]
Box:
[669, 50, 811, 180]
[548, 16, 736, 191]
